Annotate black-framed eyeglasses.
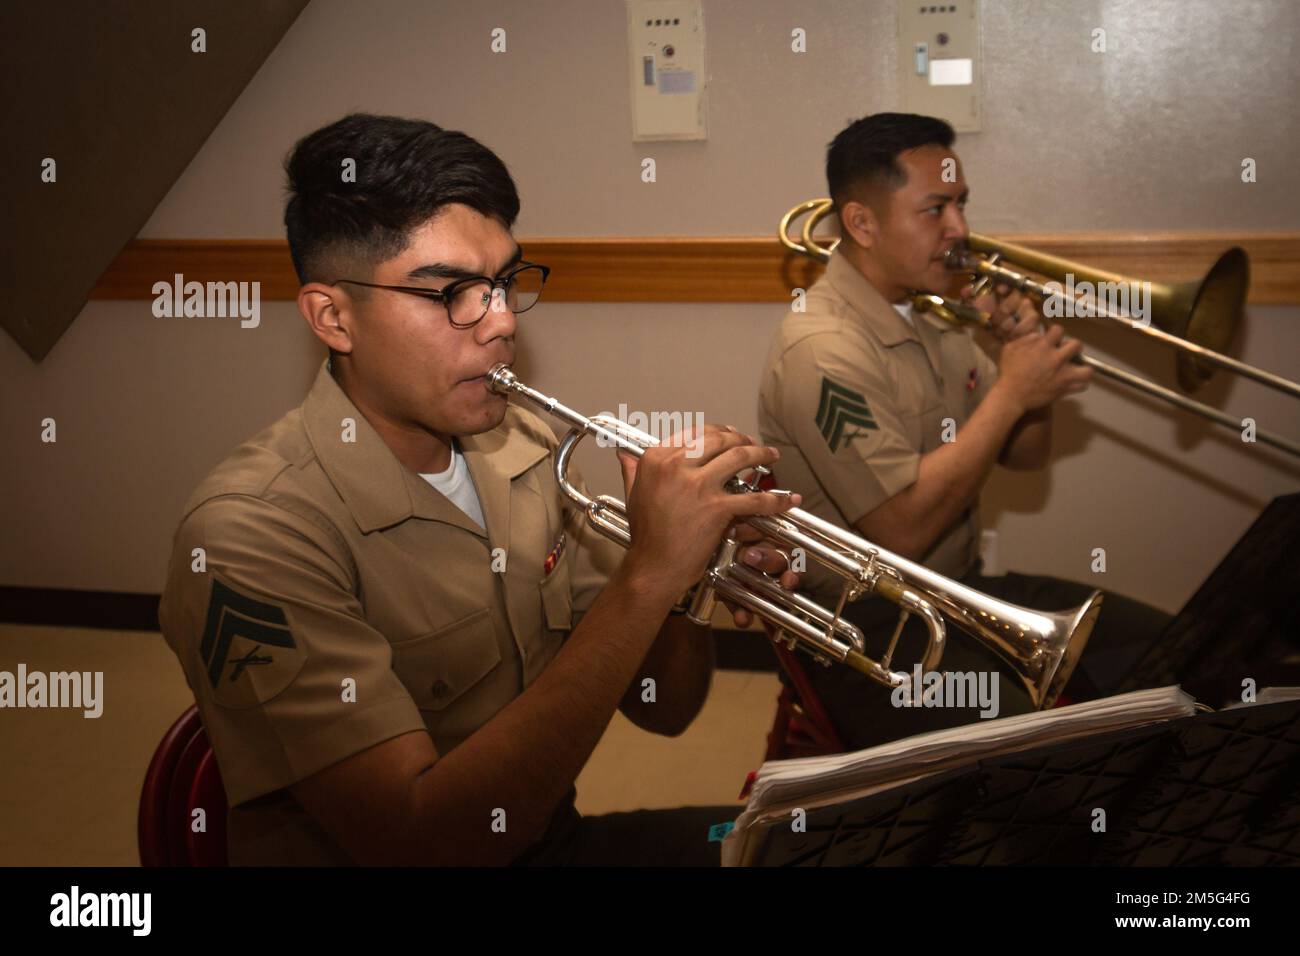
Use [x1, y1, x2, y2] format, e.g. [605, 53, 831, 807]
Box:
[331, 262, 550, 329]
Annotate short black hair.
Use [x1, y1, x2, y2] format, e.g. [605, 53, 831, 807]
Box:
[283, 113, 520, 284]
[826, 112, 955, 210]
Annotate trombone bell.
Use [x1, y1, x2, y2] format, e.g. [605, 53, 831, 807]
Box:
[1177, 246, 1250, 391]
[966, 233, 1251, 393]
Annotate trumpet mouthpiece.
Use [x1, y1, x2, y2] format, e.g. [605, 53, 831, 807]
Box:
[486, 364, 516, 395]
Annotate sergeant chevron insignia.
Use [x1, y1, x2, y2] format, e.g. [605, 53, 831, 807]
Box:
[815, 376, 878, 453]
[199, 577, 305, 708]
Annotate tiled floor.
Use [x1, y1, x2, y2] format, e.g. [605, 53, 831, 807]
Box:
[0, 623, 779, 865]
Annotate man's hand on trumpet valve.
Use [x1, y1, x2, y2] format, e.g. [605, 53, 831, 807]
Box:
[720, 520, 803, 629]
[614, 422, 803, 615]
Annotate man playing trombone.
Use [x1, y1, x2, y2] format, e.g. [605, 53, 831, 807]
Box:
[759, 112, 1171, 748]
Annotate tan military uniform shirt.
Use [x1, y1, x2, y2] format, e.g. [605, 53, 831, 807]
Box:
[759, 249, 1000, 593]
[158, 361, 623, 864]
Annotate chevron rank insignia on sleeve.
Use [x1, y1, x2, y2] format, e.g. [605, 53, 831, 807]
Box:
[199, 577, 304, 707]
[815, 375, 878, 453]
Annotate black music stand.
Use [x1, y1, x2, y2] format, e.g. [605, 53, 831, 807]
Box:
[746, 696, 1300, 866]
[1118, 493, 1300, 707]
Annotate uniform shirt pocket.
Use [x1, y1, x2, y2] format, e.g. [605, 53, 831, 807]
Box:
[538, 552, 573, 634]
[904, 402, 948, 451]
[390, 607, 502, 712]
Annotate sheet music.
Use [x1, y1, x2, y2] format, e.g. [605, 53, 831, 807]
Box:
[724, 686, 1196, 866]
[1222, 685, 1300, 708]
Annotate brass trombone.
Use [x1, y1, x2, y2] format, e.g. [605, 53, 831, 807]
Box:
[487, 364, 1101, 709]
[779, 198, 1300, 459]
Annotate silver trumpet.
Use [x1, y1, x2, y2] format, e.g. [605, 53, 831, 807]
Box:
[487, 365, 1102, 709]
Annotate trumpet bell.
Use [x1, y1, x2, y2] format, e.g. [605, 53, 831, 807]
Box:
[890, 558, 1103, 710]
[1030, 590, 1103, 709]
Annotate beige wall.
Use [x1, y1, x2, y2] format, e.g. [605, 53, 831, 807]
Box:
[5, 0, 1299, 616]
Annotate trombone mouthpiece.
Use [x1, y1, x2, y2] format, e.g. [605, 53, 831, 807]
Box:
[486, 364, 516, 395]
[944, 246, 974, 271]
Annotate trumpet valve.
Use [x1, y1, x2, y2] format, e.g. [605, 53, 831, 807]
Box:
[687, 535, 741, 625]
[731, 465, 771, 494]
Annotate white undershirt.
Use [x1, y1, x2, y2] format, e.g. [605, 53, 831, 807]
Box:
[419, 442, 486, 530]
[892, 301, 916, 329]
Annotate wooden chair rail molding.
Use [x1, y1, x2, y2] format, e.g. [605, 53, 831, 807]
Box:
[92, 234, 1300, 304]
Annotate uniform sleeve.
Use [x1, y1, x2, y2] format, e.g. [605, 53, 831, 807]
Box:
[558, 457, 625, 627]
[970, 333, 1001, 409]
[157, 494, 427, 807]
[776, 333, 921, 526]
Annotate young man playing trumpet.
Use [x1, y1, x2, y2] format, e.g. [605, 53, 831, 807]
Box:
[159, 113, 799, 865]
[759, 112, 1171, 749]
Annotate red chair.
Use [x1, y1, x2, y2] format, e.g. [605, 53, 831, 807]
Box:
[138, 704, 229, 866]
[750, 468, 847, 762]
[761, 646, 1079, 764]
[763, 645, 846, 761]
[740, 646, 846, 799]
[186, 749, 230, 866]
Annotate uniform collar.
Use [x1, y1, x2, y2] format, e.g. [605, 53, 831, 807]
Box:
[460, 412, 549, 553]
[825, 248, 955, 346]
[302, 361, 547, 538]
